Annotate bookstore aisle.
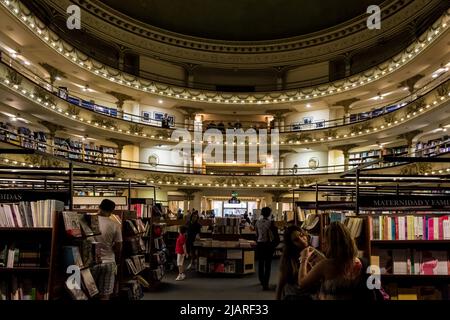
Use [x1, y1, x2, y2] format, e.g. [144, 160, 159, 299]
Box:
[143, 260, 279, 300]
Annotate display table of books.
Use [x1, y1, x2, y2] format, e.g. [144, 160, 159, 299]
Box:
[194, 238, 256, 275]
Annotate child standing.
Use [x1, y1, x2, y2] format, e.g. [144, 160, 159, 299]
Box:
[175, 225, 188, 281]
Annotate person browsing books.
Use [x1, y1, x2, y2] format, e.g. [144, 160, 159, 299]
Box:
[175, 225, 188, 281]
[90, 199, 122, 300]
[298, 222, 363, 300]
[276, 226, 325, 300]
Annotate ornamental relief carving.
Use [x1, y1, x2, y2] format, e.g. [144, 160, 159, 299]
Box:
[37, 0, 435, 66]
[8, 0, 449, 105]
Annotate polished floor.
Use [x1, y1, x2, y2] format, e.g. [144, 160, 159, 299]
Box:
[144, 259, 280, 300]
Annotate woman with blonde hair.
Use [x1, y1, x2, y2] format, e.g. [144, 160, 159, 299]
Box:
[298, 221, 364, 300]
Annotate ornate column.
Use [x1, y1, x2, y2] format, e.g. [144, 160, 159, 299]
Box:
[332, 98, 359, 125]
[266, 109, 291, 132]
[38, 63, 65, 89]
[176, 106, 203, 130]
[178, 189, 201, 211]
[397, 130, 422, 156]
[39, 121, 65, 155]
[184, 64, 198, 88]
[106, 91, 134, 118]
[266, 190, 285, 221]
[108, 138, 132, 168]
[331, 144, 359, 171]
[399, 74, 424, 93]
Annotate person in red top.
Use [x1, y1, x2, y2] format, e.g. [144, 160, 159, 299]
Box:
[175, 225, 188, 281]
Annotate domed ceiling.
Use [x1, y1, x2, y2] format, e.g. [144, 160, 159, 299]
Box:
[102, 0, 385, 41]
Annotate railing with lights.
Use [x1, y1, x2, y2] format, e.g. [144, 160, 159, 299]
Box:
[1, 49, 449, 136]
[0, 0, 448, 105]
[1, 125, 450, 177]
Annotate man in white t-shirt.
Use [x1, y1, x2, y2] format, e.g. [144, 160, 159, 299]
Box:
[90, 199, 122, 300]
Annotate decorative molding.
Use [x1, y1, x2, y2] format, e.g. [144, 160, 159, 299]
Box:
[56, 0, 425, 64]
[6, 68, 22, 85]
[38, 63, 65, 84]
[38, 120, 64, 134]
[397, 129, 423, 145]
[400, 74, 424, 93]
[106, 91, 133, 109]
[3, 0, 448, 105]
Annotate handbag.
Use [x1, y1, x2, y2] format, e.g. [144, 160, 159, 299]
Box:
[268, 222, 280, 247]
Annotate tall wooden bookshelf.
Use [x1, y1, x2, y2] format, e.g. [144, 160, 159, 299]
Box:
[359, 193, 450, 300]
[0, 197, 66, 300]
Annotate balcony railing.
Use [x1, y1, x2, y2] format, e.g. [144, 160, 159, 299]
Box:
[1, 50, 448, 134]
[1, 125, 449, 177]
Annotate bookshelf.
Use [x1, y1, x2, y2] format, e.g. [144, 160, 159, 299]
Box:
[144, 219, 167, 288]
[0, 199, 65, 300]
[415, 136, 450, 157]
[0, 122, 119, 166]
[195, 244, 256, 275]
[119, 210, 148, 300]
[193, 217, 256, 275]
[362, 209, 450, 300]
[348, 145, 408, 168]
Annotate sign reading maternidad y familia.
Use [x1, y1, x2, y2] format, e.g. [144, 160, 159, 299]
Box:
[359, 195, 450, 210]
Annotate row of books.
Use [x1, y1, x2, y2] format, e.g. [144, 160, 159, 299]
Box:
[370, 215, 450, 240]
[344, 217, 364, 238]
[125, 255, 148, 275]
[130, 204, 153, 218]
[194, 239, 256, 248]
[0, 123, 46, 152]
[385, 283, 450, 300]
[123, 219, 146, 236]
[214, 217, 241, 226]
[0, 243, 45, 268]
[372, 248, 450, 275]
[0, 200, 62, 228]
[213, 225, 240, 234]
[0, 277, 48, 300]
[199, 260, 237, 274]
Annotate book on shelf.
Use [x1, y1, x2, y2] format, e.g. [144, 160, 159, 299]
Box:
[0, 276, 48, 300]
[120, 280, 143, 300]
[62, 212, 82, 237]
[62, 246, 84, 269]
[65, 278, 88, 300]
[80, 268, 99, 298]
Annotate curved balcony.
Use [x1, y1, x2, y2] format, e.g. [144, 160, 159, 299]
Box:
[1, 125, 449, 179]
[1, 52, 450, 149]
[1, 0, 449, 104]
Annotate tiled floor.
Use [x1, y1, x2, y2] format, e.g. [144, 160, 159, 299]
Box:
[143, 259, 280, 300]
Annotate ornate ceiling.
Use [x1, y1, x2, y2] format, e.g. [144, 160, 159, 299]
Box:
[101, 0, 384, 41]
